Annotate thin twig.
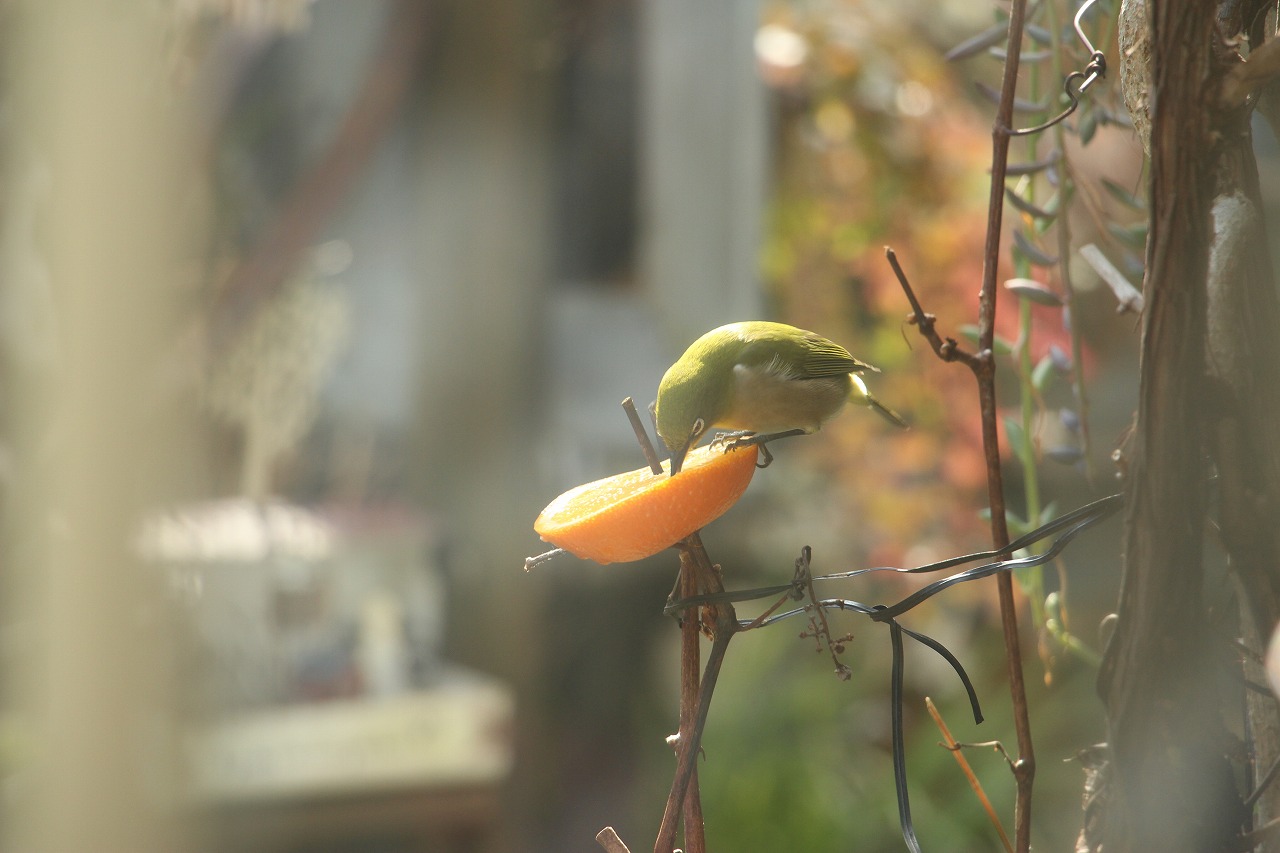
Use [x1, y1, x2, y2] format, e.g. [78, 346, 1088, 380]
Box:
[885, 0, 1038, 846]
[597, 827, 633, 853]
[974, 1, 1037, 847]
[624, 397, 666, 475]
[523, 547, 563, 571]
[738, 590, 798, 631]
[886, 248, 981, 370]
[927, 697, 1014, 853]
[794, 546, 852, 680]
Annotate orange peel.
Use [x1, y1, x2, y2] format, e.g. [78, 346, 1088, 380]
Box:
[533, 444, 759, 564]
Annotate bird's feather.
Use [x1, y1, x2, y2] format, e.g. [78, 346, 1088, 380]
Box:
[731, 323, 878, 379]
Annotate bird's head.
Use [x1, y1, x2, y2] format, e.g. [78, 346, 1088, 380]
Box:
[654, 361, 717, 474]
[655, 325, 748, 473]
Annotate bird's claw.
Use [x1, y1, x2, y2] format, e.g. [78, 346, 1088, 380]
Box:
[710, 431, 776, 468]
[754, 443, 774, 468]
[709, 430, 754, 451]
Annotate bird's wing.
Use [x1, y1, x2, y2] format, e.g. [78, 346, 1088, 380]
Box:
[738, 329, 878, 379]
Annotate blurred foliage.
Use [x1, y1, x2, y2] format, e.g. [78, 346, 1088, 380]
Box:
[757, 0, 1002, 569]
[751, 0, 1144, 628]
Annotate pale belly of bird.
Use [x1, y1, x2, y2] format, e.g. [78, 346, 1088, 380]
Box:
[717, 368, 853, 435]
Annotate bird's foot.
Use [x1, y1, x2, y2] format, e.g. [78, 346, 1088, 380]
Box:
[716, 430, 813, 468]
[709, 430, 776, 467]
[709, 430, 755, 450]
[746, 429, 809, 468]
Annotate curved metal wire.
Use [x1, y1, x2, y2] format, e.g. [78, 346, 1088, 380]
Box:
[1011, 0, 1107, 136]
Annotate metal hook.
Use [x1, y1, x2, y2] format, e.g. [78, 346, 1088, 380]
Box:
[1073, 0, 1099, 56]
[1009, 0, 1106, 136]
[1011, 50, 1107, 136]
[1072, 0, 1105, 92]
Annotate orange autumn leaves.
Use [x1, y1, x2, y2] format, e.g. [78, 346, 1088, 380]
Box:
[534, 444, 759, 564]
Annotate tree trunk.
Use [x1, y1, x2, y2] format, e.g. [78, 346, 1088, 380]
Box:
[1096, 0, 1270, 849]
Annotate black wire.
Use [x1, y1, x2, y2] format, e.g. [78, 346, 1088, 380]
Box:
[816, 491, 1122, 583]
[658, 492, 1122, 853]
[871, 510, 1109, 620]
[888, 616, 923, 853]
[710, 493, 1120, 631]
[662, 581, 798, 614]
[663, 492, 1122, 616]
[898, 622, 985, 726]
[817, 599, 984, 726]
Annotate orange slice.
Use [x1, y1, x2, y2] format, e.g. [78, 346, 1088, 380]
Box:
[534, 444, 759, 564]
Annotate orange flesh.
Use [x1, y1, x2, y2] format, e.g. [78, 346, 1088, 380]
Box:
[533, 444, 759, 564]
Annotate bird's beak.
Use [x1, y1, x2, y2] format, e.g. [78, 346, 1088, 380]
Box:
[671, 440, 691, 475]
[670, 418, 705, 476]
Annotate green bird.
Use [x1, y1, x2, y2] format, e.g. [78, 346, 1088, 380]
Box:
[655, 321, 907, 473]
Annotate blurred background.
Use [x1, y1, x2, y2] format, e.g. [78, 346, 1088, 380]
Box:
[0, 0, 1182, 850]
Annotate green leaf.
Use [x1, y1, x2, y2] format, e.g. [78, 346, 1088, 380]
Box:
[1078, 103, 1099, 145]
[1025, 23, 1053, 45]
[988, 47, 1052, 63]
[975, 81, 1049, 113]
[1107, 221, 1149, 250]
[1005, 277, 1064, 307]
[1012, 229, 1058, 267]
[1032, 353, 1056, 391]
[1005, 188, 1057, 222]
[1006, 149, 1061, 176]
[1101, 177, 1146, 211]
[1006, 512, 1032, 538]
[945, 23, 1008, 62]
[1004, 415, 1029, 462]
[977, 507, 1031, 537]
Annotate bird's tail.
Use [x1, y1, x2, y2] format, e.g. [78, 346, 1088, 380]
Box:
[851, 374, 909, 429]
[868, 395, 909, 428]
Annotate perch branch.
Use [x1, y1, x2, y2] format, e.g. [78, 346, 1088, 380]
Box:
[677, 544, 706, 853]
[620, 398, 735, 853]
[654, 533, 738, 853]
